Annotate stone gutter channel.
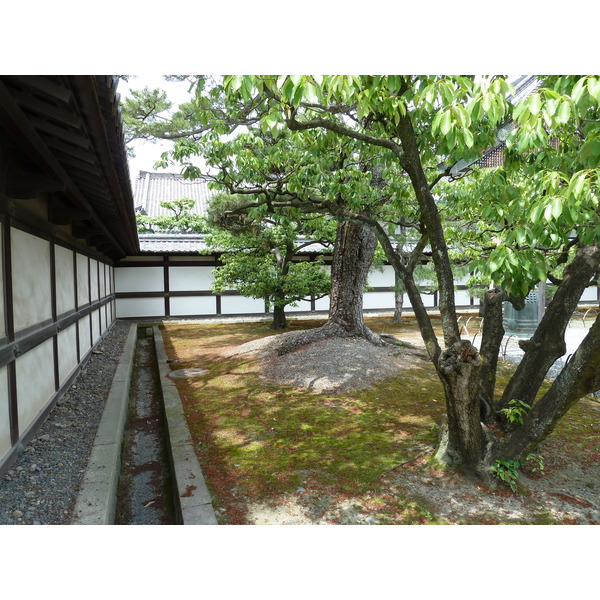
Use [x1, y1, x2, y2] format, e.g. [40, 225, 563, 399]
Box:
[72, 323, 217, 525]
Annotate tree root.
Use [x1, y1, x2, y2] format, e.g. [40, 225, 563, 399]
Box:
[374, 446, 435, 480]
[269, 321, 385, 356]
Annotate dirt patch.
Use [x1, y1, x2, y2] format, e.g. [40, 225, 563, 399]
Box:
[225, 332, 429, 393]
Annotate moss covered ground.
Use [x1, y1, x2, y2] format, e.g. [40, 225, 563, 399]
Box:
[159, 316, 599, 524]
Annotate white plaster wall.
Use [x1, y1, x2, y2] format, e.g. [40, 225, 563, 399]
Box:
[367, 265, 395, 287]
[91, 309, 101, 343]
[106, 266, 113, 296]
[169, 266, 214, 291]
[455, 289, 473, 306]
[115, 267, 164, 293]
[99, 263, 106, 298]
[76, 253, 90, 308]
[16, 338, 55, 436]
[221, 296, 265, 314]
[314, 296, 330, 311]
[0, 366, 9, 462]
[581, 287, 597, 302]
[0, 227, 4, 339]
[116, 297, 164, 318]
[11, 228, 52, 333]
[57, 324, 78, 386]
[363, 291, 396, 310]
[90, 259, 99, 301]
[170, 296, 217, 316]
[78, 315, 91, 355]
[55, 245, 75, 316]
[286, 300, 312, 312]
[420, 293, 435, 307]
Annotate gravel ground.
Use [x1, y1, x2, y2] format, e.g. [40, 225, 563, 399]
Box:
[0, 321, 130, 525]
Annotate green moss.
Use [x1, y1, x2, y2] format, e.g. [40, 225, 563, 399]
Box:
[160, 317, 599, 525]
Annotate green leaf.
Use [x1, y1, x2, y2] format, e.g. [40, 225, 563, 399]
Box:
[587, 77, 600, 103]
[550, 196, 562, 219]
[463, 128, 474, 148]
[388, 75, 402, 93]
[529, 93, 541, 115]
[556, 101, 571, 124]
[580, 137, 600, 168]
[440, 111, 452, 135]
[304, 82, 320, 104]
[571, 76, 588, 103]
[571, 172, 587, 198]
[529, 201, 544, 224]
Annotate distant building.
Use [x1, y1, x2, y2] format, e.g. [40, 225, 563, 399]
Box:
[133, 170, 213, 217]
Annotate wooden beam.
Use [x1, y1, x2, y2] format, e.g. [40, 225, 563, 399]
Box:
[87, 234, 105, 247]
[70, 77, 139, 253]
[12, 90, 83, 129]
[71, 222, 93, 239]
[0, 78, 127, 257]
[49, 149, 103, 176]
[4, 75, 72, 104]
[5, 169, 65, 198]
[41, 137, 98, 164]
[29, 116, 91, 149]
[48, 198, 89, 224]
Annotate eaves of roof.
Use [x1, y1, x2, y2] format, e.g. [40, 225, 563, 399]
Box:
[0, 75, 138, 259]
[138, 234, 332, 255]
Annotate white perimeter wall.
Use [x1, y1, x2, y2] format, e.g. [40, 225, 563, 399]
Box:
[12, 229, 52, 332]
[115, 256, 600, 321]
[114, 257, 485, 319]
[0, 224, 115, 469]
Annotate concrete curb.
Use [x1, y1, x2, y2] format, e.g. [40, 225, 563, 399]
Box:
[153, 326, 218, 525]
[71, 322, 138, 525]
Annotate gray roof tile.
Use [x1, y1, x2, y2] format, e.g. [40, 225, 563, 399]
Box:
[133, 171, 214, 217]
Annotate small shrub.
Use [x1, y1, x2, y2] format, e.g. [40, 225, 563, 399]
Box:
[500, 399, 532, 425]
[490, 459, 522, 492]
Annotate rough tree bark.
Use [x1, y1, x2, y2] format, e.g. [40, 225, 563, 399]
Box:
[323, 219, 381, 342]
[268, 245, 292, 330]
[392, 271, 405, 324]
[498, 245, 600, 411]
[271, 303, 287, 330]
[497, 311, 600, 460]
[267, 218, 384, 356]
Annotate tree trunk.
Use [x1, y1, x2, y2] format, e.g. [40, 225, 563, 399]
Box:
[433, 340, 484, 472]
[477, 288, 508, 417]
[497, 311, 600, 461]
[324, 219, 381, 342]
[392, 271, 405, 323]
[263, 218, 384, 357]
[270, 304, 287, 330]
[268, 244, 293, 330]
[498, 245, 600, 411]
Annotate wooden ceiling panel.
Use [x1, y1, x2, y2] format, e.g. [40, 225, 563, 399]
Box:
[0, 75, 139, 259]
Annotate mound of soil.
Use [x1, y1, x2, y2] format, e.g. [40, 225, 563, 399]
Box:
[224, 331, 428, 392]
